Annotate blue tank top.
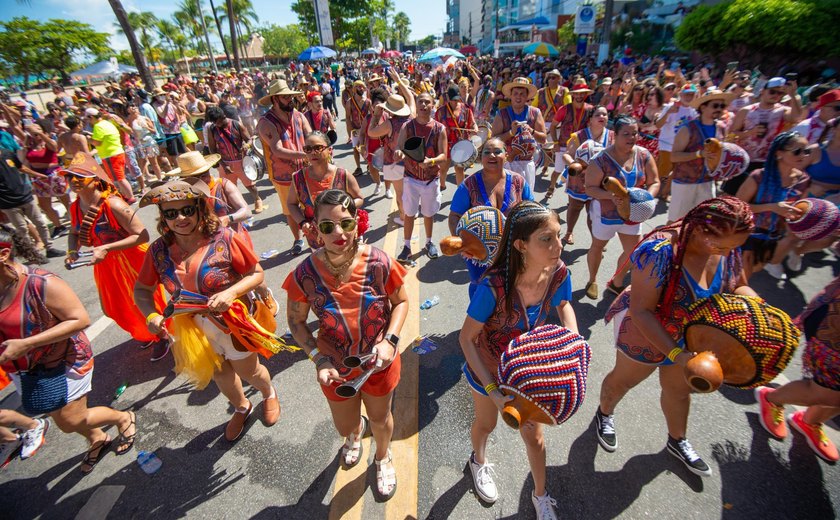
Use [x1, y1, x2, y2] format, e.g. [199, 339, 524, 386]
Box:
[684, 260, 723, 299]
[806, 145, 840, 185]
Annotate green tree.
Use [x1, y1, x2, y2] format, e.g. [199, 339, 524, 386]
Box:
[0, 17, 43, 89]
[116, 11, 159, 65]
[556, 19, 575, 49]
[417, 34, 436, 50]
[217, 0, 260, 59]
[260, 24, 310, 58]
[291, 0, 373, 47]
[392, 12, 410, 50]
[108, 0, 156, 90]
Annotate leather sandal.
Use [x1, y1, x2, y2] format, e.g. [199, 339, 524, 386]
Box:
[563, 232, 575, 245]
[81, 436, 112, 474]
[115, 411, 137, 455]
[341, 415, 368, 469]
[375, 448, 397, 500]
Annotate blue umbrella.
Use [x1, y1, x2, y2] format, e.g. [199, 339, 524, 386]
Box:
[361, 48, 379, 55]
[298, 46, 337, 61]
[418, 47, 465, 62]
[523, 42, 559, 57]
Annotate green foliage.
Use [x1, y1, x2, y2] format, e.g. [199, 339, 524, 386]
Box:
[417, 34, 437, 49]
[0, 17, 110, 86]
[556, 19, 575, 49]
[393, 11, 410, 46]
[292, 0, 383, 50]
[260, 24, 310, 58]
[675, 0, 840, 58]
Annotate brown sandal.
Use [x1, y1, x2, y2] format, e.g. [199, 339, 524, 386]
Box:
[81, 436, 112, 474]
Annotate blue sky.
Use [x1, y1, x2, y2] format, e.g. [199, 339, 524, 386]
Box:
[1, 0, 447, 51]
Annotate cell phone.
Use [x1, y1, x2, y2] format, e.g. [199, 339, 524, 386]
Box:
[727, 61, 739, 72]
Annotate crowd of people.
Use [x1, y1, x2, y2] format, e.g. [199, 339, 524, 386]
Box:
[0, 49, 838, 519]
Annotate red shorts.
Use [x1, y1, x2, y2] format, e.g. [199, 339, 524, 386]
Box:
[366, 138, 382, 165]
[101, 153, 126, 182]
[321, 353, 401, 401]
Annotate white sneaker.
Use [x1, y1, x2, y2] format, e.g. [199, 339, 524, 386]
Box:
[20, 418, 48, 460]
[393, 216, 404, 226]
[385, 188, 394, 199]
[0, 437, 22, 469]
[786, 251, 803, 272]
[468, 452, 498, 503]
[373, 183, 382, 196]
[532, 491, 559, 520]
[764, 262, 787, 280]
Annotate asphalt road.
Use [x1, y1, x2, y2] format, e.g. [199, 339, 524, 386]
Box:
[1, 98, 839, 520]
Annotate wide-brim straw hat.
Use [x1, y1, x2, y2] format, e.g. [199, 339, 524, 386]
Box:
[382, 94, 410, 117]
[690, 89, 737, 109]
[59, 152, 113, 186]
[258, 80, 302, 106]
[545, 69, 562, 79]
[139, 180, 212, 208]
[164, 151, 222, 178]
[501, 77, 538, 99]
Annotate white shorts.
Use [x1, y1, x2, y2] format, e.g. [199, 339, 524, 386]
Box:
[382, 163, 405, 181]
[351, 133, 362, 148]
[505, 160, 536, 191]
[11, 366, 93, 405]
[402, 176, 441, 218]
[668, 181, 716, 222]
[196, 314, 253, 361]
[554, 146, 567, 172]
[590, 200, 642, 242]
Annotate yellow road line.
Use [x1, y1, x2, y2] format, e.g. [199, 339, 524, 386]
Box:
[329, 199, 421, 519]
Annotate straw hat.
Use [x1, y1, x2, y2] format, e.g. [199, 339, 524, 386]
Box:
[569, 79, 593, 95]
[258, 80, 302, 106]
[545, 69, 562, 79]
[600, 77, 613, 87]
[352, 80, 366, 89]
[690, 89, 736, 109]
[164, 151, 222, 177]
[139, 180, 212, 208]
[367, 74, 384, 84]
[59, 152, 113, 185]
[382, 94, 410, 117]
[152, 87, 166, 97]
[501, 77, 538, 99]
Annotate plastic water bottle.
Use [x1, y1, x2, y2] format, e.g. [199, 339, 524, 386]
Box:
[420, 296, 440, 310]
[137, 451, 162, 475]
[111, 382, 128, 404]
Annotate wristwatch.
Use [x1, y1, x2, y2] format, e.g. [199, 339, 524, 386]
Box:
[384, 333, 400, 348]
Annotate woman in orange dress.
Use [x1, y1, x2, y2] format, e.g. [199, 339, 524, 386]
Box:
[61, 152, 168, 360]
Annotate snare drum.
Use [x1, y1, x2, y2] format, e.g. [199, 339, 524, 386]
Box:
[243, 152, 265, 182]
[451, 139, 478, 168]
[251, 136, 264, 159]
[477, 122, 492, 145]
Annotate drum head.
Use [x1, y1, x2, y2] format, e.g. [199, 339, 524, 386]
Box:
[470, 135, 483, 149]
[686, 324, 756, 386]
[252, 137, 264, 156]
[242, 156, 259, 181]
[451, 140, 477, 166]
[371, 148, 384, 170]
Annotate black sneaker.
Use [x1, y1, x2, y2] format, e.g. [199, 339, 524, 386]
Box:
[425, 242, 440, 259]
[397, 245, 415, 266]
[291, 240, 304, 256]
[595, 408, 617, 452]
[666, 436, 712, 477]
[45, 247, 64, 258]
[353, 167, 364, 177]
[150, 338, 170, 362]
[51, 225, 68, 239]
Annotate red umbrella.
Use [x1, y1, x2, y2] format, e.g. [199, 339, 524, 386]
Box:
[382, 50, 401, 58]
[460, 45, 479, 55]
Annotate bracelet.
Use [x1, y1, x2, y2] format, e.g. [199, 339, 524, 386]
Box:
[316, 356, 331, 368]
[695, 150, 702, 159]
[666, 347, 683, 362]
[431, 158, 436, 166]
[484, 382, 499, 394]
[308, 348, 320, 362]
[67, 249, 78, 256]
[146, 312, 162, 325]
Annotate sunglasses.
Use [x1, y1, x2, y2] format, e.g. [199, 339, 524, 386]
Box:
[665, 86, 676, 90]
[768, 89, 784, 96]
[161, 204, 199, 220]
[633, 87, 644, 92]
[706, 102, 726, 109]
[830, 105, 840, 112]
[318, 218, 357, 235]
[786, 147, 812, 156]
[482, 148, 505, 156]
[303, 144, 328, 153]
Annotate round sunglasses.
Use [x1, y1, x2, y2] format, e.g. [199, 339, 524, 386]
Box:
[318, 218, 357, 234]
[161, 204, 199, 220]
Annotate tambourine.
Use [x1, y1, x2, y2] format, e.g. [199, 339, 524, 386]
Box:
[440, 206, 505, 266]
[602, 177, 656, 224]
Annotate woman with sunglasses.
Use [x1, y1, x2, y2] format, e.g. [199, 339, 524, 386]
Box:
[458, 201, 576, 519]
[288, 131, 364, 251]
[637, 87, 664, 160]
[0, 225, 137, 474]
[619, 81, 647, 120]
[449, 137, 534, 296]
[62, 153, 170, 360]
[283, 189, 407, 501]
[134, 180, 280, 442]
[736, 131, 812, 280]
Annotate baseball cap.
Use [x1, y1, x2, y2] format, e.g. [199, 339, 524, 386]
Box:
[764, 77, 786, 90]
[447, 85, 461, 101]
[680, 84, 697, 94]
[84, 108, 100, 117]
[817, 89, 840, 109]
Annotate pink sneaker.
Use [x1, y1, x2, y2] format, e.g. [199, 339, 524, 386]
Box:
[789, 411, 839, 462]
[755, 387, 787, 439]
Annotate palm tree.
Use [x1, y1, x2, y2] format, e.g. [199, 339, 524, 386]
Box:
[226, 0, 241, 70]
[393, 11, 410, 51]
[207, 0, 232, 65]
[175, 0, 217, 72]
[156, 19, 179, 64]
[116, 11, 159, 65]
[217, 0, 259, 59]
[108, 0, 156, 91]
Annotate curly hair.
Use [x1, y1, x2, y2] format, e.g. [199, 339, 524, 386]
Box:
[157, 199, 220, 245]
[0, 224, 43, 264]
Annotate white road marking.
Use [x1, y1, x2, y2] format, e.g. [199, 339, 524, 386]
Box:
[86, 315, 114, 342]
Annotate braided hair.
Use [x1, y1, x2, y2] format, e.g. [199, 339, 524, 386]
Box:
[754, 131, 804, 232]
[486, 201, 561, 314]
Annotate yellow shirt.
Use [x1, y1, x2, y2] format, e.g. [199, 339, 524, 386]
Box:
[530, 87, 572, 108]
[91, 120, 123, 159]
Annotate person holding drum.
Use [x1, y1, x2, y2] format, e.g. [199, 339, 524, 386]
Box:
[368, 94, 415, 225]
[393, 93, 448, 266]
[436, 84, 479, 187]
[458, 201, 577, 519]
[559, 106, 613, 244]
[491, 77, 547, 190]
[735, 131, 812, 280]
[134, 180, 281, 443]
[547, 79, 594, 199]
[283, 189, 408, 501]
[288, 131, 364, 250]
[257, 80, 313, 256]
[62, 152, 170, 361]
[204, 106, 266, 215]
[755, 273, 840, 462]
[448, 137, 534, 296]
[584, 116, 659, 300]
[597, 196, 757, 477]
[344, 80, 372, 178]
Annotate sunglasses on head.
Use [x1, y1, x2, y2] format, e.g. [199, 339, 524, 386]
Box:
[161, 204, 199, 220]
[303, 144, 328, 153]
[786, 147, 812, 156]
[318, 218, 357, 235]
